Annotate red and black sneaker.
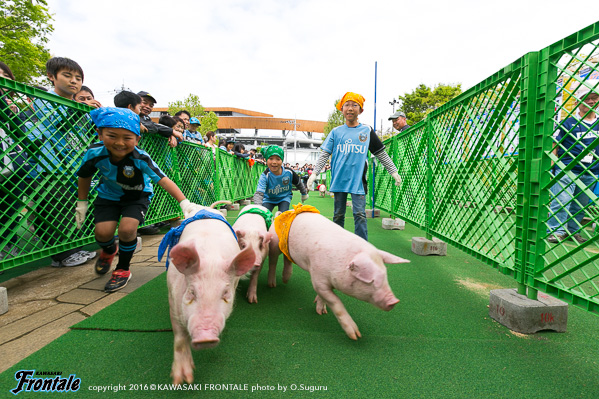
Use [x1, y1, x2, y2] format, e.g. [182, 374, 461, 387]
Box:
[95, 246, 117, 275]
[105, 269, 131, 292]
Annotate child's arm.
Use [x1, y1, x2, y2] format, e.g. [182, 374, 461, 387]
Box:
[157, 176, 186, 202]
[75, 176, 93, 229]
[157, 177, 200, 216]
[253, 173, 268, 205]
[291, 170, 309, 202]
[307, 150, 330, 189]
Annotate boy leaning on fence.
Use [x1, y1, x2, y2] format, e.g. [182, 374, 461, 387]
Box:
[75, 107, 201, 292]
[547, 80, 599, 244]
[307, 92, 402, 241]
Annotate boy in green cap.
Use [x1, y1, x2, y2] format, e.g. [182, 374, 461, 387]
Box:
[253, 145, 308, 212]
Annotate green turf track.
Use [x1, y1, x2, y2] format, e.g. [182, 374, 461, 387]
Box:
[1, 192, 599, 398]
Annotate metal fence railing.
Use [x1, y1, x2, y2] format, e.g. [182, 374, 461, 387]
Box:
[370, 21, 599, 315]
[0, 79, 263, 272]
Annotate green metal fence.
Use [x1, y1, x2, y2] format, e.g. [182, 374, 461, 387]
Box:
[0, 80, 264, 272]
[371, 21, 599, 315]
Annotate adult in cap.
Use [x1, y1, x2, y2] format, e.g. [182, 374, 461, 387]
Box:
[389, 110, 410, 133]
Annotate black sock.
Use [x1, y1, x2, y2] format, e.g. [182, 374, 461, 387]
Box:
[97, 237, 117, 255]
[116, 238, 137, 271]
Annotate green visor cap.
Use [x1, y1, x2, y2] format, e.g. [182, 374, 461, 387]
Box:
[262, 145, 284, 160]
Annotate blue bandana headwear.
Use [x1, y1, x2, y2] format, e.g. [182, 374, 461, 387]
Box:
[158, 209, 237, 269]
[90, 107, 141, 136]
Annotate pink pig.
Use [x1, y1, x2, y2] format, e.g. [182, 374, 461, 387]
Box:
[167, 213, 256, 385]
[284, 212, 409, 340]
[232, 206, 272, 303]
[267, 221, 293, 287]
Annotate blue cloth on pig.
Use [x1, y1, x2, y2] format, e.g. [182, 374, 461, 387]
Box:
[158, 209, 237, 269]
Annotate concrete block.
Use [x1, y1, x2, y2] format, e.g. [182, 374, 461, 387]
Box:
[489, 289, 568, 333]
[382, 218, 405, 230]
[219, 208, 227, 217]
[411, 237, 447, 256]
[240, 200, 251, 206]
[0, 287, 7, 315]
[365, 209, 380, 218]
[226, 203, 240, 211]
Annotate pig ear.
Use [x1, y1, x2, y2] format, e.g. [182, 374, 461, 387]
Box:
[170, 241, 200, 274]
[348, 262, 375, 284]
[378, 250, 410, 264]
[236, 229, 245, 238]
[230, 246, 256, 276]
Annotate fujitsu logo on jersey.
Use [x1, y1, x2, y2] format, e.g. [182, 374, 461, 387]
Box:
[268, 185, 289, 195]
[337, 139, 366, 154]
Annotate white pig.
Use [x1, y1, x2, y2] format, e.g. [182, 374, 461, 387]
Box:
[232, 205, 272, 303]
[283, 211, 409, 340]
[165, 204, 256, 385]
[267, 212, 293, 288]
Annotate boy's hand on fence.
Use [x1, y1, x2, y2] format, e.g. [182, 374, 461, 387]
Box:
[391, 172, 402, 187]
[307, 174, 317, 190]
[168, 135, 178, 147]
[301, 194, 309, 203]
[75, 200, 88, 229]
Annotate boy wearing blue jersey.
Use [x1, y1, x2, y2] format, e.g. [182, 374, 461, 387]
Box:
[253, 145, 308, 212]
[76, 107, 200, 292]
[307, 92, 402, 241]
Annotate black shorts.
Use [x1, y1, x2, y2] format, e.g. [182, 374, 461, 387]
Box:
[93, 197, 150, 224]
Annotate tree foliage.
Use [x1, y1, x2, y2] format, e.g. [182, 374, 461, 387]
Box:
[397, 83, 462, 125]
[168, 93, 219, 134]
[323, 98, 344, 139]
[0, 0, 54, 84]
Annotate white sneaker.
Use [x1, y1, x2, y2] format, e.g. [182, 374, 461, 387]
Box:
[78, 250, 97, 261]
[61, 252, 89, 267]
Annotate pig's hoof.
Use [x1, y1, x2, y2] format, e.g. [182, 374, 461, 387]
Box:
[247, 292, 258, 303]
[343, 322, 362, 340]
[268, 279, 276, 288]
[314, 296, 327, 314]
[171, 362, 194, 385]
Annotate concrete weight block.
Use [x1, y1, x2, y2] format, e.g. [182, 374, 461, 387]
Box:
[0, 287, 7, 315]
[382, 218, 405, 230]
[489, 289, 568, 333]
[240, 200, 251, 206]
[411, 237, 447, 256]
[226, 203, 240, 211]
[365, 209, 380, 218]
[219, 209, 228, 217]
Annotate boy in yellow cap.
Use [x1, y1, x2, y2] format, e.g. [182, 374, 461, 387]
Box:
[307, 92, 401, 241]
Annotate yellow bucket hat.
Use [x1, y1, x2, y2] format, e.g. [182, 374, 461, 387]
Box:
[336, 92, 365, 111]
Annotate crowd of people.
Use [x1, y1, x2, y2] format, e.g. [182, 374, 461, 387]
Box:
[1, 56, 408, 288]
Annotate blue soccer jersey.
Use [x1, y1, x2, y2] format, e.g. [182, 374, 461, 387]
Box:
[77, 143, 166, 201]
[555, 114, 599, 175]
[256, 167, 301, 204]
[320, 123, 384, 194]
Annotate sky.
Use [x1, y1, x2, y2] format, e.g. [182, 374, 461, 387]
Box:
[45, 0, 599, 133]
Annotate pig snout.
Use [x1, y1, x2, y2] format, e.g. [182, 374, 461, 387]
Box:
[374, 292, 400, 311]
[191, 329, 221, 350]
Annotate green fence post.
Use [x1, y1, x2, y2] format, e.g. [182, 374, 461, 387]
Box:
[425, 117, 433, 240]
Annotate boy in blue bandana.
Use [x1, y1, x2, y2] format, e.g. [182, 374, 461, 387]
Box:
[76, 107, 200, 292]
[253, 145, 308, 212]
[307, 92, 402, 241]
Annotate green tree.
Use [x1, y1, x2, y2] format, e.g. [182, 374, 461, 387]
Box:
[397, 83, 462, 125]
[0, 0, 54, 84]
[323, 98, 344, 139]
[168, 93, 219, 135]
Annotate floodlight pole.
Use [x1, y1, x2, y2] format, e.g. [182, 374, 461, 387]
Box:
[281, 119, 300, 163]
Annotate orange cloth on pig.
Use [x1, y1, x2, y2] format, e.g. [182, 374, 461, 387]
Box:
[336, 92, 365, 111]
[274, 203, 320, 263]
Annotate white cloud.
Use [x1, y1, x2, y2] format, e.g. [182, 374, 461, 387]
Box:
[44, 0, 599, 132]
